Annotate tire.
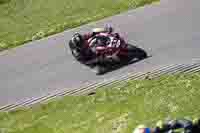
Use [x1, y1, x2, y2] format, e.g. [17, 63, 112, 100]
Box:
[68, 40, 84, 61]
[71, 48, 82, 61]
[95, 65, 106, 75]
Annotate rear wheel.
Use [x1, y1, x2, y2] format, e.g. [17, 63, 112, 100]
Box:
[94, 65, 107, 75]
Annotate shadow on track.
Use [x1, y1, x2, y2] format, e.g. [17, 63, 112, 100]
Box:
[97, 45, 150, 75]
[82, 44, 150, 75]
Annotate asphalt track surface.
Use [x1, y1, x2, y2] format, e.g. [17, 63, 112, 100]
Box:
[0, 0, 200, 107]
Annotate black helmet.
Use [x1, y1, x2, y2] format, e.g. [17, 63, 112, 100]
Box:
[72, 33, 83, 48]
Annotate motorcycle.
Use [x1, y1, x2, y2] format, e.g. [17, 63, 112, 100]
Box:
[68, 32, 147, 75]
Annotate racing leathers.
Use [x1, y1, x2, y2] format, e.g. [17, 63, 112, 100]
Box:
[82, 31, 122, 63]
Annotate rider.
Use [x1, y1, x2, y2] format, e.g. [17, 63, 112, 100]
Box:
[72, 25, 122, 62]
[82, 25, 117, 49]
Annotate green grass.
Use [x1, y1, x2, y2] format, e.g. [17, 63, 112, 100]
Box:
[0, 73, 200, 133]
[0, 0, 158, 51]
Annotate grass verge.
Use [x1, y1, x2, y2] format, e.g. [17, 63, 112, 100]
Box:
[0, 0, 159, 51]
[0, 73, 200, 133]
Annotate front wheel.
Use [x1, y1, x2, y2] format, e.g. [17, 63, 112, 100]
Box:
[68, 40, 83, 61]
[71, 48, 82, 61]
